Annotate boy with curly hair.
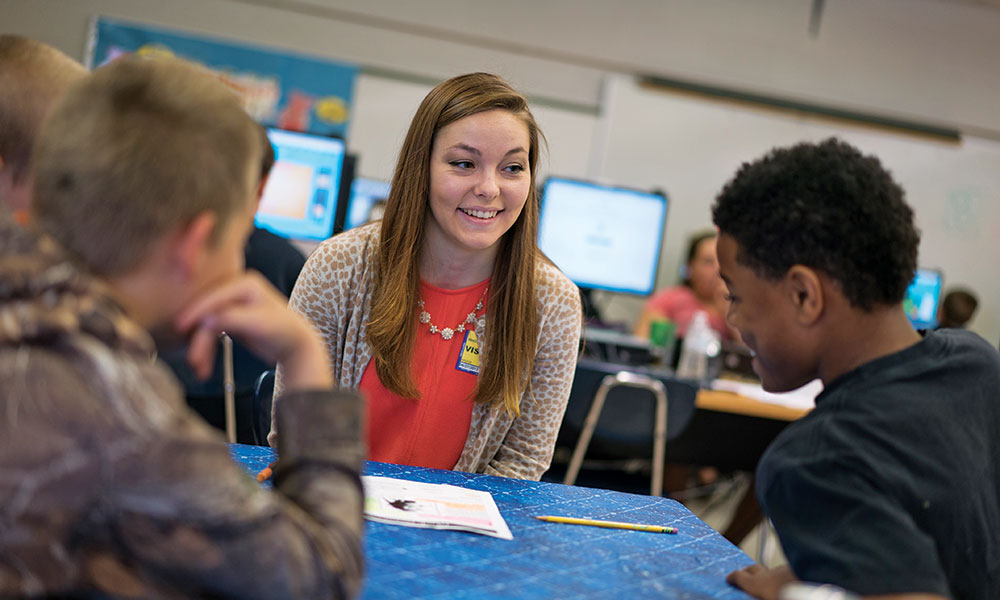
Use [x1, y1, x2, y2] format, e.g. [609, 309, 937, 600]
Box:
[715, 138, 1000, 600]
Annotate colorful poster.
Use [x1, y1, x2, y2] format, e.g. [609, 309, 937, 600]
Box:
[87, 17, 357, 137]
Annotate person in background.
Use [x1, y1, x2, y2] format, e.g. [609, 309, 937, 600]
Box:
[636, 230, 736, 498]
[161, 126, 307, 443]
[1, 54, 363, 598]
[717, 138, 999, 600]
[633, 230, 734, 341]
[276, 72, 582, 480]
[0, 35, 86, 220]
[937, 287, 978, 329]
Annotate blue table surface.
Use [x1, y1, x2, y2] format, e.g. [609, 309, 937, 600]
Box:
[229, 444, 753, 599]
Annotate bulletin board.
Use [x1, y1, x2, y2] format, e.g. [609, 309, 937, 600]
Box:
[87, 16, 358, 137]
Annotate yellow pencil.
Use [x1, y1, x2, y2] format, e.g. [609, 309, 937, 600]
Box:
[535, 515, 677, 534]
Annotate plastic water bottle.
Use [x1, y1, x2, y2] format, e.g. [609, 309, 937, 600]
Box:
[675, 311, 721, 383]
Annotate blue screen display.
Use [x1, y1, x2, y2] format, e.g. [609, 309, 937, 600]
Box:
[904, 268, 943, 330]
[344, 177, 391, 230]
[537, 177, 668, 296]
[255, 128, 345, 241]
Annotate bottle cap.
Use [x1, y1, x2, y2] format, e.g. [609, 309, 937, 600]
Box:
[649, 319, 676, 348]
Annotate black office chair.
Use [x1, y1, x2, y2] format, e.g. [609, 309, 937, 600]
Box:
[252, 369, 275, 447]
[556, 358, 699, 496]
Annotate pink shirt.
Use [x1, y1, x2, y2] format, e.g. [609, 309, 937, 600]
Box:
[644, 286, 730, 340]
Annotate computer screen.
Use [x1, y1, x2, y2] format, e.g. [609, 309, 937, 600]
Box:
[255, 128, 346, 241]
[344, 177, 391, 230]
[904, 267, 943, 330]
[332, 153, 357, 236]
[537, 177, 668, 296]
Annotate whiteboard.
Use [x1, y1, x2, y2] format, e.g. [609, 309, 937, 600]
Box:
[596, 75, 1000, 345]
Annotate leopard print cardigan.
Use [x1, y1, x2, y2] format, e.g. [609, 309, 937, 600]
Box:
[275, 223, 582, 480]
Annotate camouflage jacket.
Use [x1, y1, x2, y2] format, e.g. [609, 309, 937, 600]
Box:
[0, 212, 364, 599]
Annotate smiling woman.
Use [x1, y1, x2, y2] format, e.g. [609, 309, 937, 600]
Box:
[424, 109, 531, 266]
[274, 73, 583, 480]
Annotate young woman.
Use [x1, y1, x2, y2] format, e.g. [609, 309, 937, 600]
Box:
[275, 73, 582, 480]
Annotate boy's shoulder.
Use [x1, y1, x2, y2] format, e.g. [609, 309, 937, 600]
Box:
[766, 327, 997, 456]
[928, 327, 1000, 366]
[758, 328, 1000, 596]
[825, 328, 997, 406]
[0, 214, 186, 433]
[0, 214, 152, 355]
[761, 328, 1000, 488]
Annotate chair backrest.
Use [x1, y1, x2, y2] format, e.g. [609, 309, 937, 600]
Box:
[252, 369, 275, 446]
[556, 358, 698, 458]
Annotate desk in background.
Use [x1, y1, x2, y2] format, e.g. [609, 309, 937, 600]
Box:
[677, 380, 817, 472]
[559, 358, 815, 475]
[230, 444, 753, 599]
[697, 389, 810, 422]
[667, 389, 800, 472]
[581, 326, 815, 423]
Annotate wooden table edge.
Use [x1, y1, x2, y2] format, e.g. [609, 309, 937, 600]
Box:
[696, 389, 811, 421]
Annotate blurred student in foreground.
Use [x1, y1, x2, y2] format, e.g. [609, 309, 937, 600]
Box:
[716, 138, 999, 600]
[0, 34, 86, 219]
[0, 54, 363, 598]
[161, 126, 307, 443]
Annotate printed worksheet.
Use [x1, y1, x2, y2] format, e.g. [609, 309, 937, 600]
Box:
[362, 476, 513, 540]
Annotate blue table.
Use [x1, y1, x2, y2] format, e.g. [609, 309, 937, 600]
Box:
[230, 444, 753, 599]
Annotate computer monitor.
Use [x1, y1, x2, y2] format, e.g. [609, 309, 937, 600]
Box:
[537, 177, 669, 296]
[344, 177, 391, 230]
[255, 128, 346, 242]
[332, 153, 357, 235]
[904, 267, 943, 330]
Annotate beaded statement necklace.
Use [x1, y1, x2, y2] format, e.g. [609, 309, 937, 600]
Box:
[417, 286, 488, 340]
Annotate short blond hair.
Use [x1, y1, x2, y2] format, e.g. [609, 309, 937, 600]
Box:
[0, 35, 85, 183]
[32, 54, 261, 275]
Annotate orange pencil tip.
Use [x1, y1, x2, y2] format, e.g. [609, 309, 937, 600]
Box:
[256, 467, 272, 483]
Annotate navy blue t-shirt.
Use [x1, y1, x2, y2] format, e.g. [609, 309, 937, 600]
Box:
[757, 328, 1000, 598]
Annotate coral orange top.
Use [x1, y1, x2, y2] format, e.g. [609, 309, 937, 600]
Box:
[361, 278, 489, 470]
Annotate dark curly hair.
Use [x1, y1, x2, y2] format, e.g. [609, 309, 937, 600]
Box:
[712, 138, 920, 310]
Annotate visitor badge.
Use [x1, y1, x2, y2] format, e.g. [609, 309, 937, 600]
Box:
[455, 329, 480, 375]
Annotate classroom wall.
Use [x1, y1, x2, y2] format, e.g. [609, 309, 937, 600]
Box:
[3, 0, 999, 342]
[348, 76, 598, 184]
[593, 76, 1000, 345]
[7, 0, 998, 133]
